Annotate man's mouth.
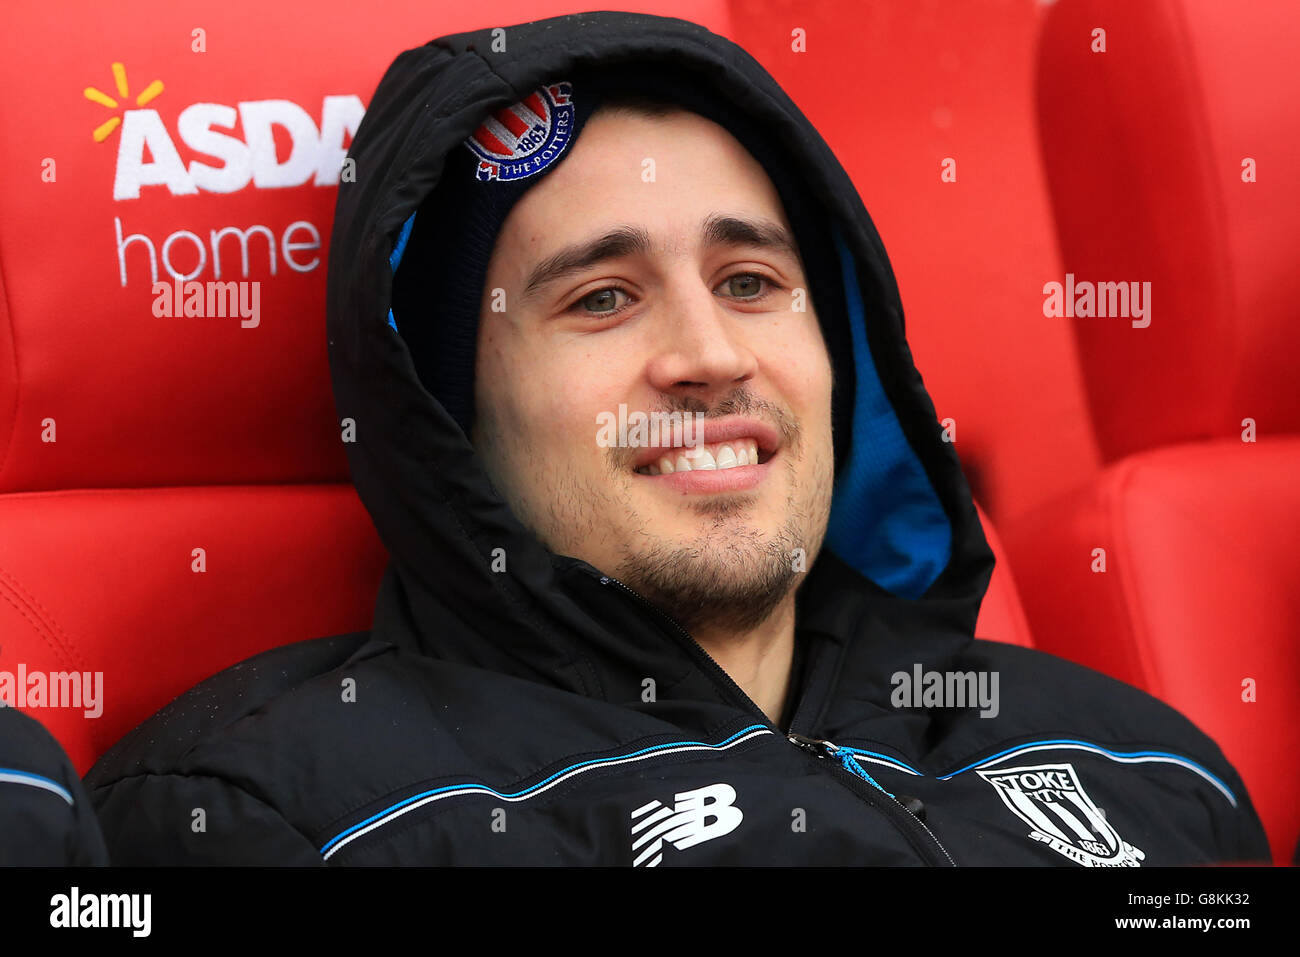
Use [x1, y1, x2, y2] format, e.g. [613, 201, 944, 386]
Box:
[634, 439, 769, 474]
[628, 417, 782, 480]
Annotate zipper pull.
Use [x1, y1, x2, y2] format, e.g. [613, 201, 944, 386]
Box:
[787, 732, 831, 756]
[787, 733, 894, 797]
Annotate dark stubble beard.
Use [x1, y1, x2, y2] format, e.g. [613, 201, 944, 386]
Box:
[606, 390, 832, 636]
[613, 453, 808, 634]
[477, 387, 833, 638]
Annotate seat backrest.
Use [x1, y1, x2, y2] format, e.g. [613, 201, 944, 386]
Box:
[973, 504, 1034, 649]
[1029, 0, 1300, 861]
[731, 0, 1102, 525]
[1036, 0, 1300, 461]
[0, 1, 731, 773]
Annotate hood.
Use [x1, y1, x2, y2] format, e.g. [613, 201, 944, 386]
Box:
[326, 10, 994, 708]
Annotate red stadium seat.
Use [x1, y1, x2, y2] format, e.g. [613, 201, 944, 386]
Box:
[0, 1, 732, 773]
[974, 503, 1034, 649]
[731, 0, 1101, 526]
[1008, 0, 1300, 862]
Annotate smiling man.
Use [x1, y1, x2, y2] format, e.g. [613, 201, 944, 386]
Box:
[86, 12, 1269, 867]
[464, 101, 836, 724]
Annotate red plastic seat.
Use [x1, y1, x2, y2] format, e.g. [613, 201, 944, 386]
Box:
[974, 504, 1034, 649]
[1011, 0, 1300, 862]
[0, 1, 731, 775]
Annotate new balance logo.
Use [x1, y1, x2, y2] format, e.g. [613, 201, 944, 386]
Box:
[630, 783, 743, 867]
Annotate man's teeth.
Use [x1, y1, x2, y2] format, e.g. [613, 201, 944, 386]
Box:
[636, 439, 762, 475]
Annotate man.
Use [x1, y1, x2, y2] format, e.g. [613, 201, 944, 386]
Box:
[444, 89, 836, 729]
[86, 11, 1268, 866]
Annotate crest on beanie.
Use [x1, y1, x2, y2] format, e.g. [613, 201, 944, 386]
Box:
[464, 81, 575, 182]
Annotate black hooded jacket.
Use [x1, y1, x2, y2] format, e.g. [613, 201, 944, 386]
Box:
[85, 11, 1269, 866]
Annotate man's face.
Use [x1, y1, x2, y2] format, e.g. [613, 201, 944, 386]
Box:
[472, 106, 835, 635]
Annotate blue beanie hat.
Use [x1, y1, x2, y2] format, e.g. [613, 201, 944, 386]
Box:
[390, 74, 603, 435]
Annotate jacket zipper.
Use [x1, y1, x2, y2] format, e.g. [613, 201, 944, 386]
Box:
[594, 570, 956, 867]
[787, 733, 956, 866]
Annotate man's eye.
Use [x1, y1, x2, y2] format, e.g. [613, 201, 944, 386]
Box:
[719, 273, 778, 299]
[572, 287, 630, 316]
[568, 274, 780, 316]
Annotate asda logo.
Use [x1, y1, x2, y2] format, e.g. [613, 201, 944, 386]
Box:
[112, 95, 364, 200]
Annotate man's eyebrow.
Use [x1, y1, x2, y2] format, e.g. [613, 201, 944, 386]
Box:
[700, 214, 796, 256]
[521, 226, 651, 303]
[519, 215, 797, 304]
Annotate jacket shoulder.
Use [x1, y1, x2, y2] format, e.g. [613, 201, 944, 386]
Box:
[85, 631, 380, 788]
[959, 639, 1269, 862]
[84, 631, 391, 864]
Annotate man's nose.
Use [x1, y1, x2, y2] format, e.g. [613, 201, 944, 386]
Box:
[643, 278, 758, 399]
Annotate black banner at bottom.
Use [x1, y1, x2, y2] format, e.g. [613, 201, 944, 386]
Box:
[0, 864, 1292, 942]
